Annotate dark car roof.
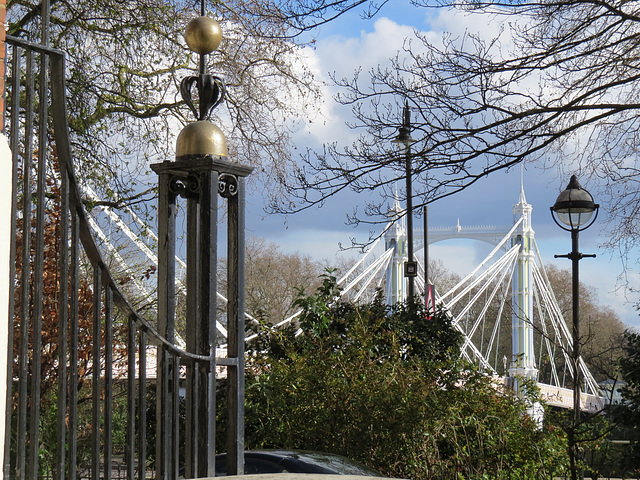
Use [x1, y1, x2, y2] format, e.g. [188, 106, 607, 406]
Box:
[215, 450, 383, 477]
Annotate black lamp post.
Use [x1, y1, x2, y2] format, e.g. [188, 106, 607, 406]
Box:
[392, 101, 417, 301]
[550, 174, 599, 480]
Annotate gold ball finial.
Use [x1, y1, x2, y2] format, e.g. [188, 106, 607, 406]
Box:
[176, 121, 228, 159]
[185, 16, 222, 55]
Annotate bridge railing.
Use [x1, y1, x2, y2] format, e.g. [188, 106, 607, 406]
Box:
[4, 35, 210, 480]
[538, 383, 605, 413]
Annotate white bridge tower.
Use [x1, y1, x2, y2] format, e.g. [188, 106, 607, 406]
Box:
[384, 196, 408, 305]
[509, 188, 538, 388]
[384, 187, 539, 389]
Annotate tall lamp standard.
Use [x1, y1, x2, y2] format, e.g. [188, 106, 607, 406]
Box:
[393, 101, 417, 302]
[550, 175, 599, 480]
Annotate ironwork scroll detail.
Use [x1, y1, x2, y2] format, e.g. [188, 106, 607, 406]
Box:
[180, 74, 226, 121]
[218, 173, 238, 198]
[169, 174, 200, 199]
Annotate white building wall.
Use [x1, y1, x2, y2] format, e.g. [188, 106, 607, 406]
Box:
[0, 135, 11, 479]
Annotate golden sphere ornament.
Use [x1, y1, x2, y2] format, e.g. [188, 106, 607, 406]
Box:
[185, 16, 222, 55]
[176, 120, 228, 159]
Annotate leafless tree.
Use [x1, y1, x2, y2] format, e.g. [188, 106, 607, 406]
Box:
[273, 0, 640, 266]
[217, 236, 325, 324]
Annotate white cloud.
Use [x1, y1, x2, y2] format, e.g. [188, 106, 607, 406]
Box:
[293, 18, 421, 147]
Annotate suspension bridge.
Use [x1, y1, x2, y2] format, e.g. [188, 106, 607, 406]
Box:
[334, 187, 605, 412]
[83, 174, 606, 414]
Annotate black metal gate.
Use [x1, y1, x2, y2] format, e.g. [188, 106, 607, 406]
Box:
[3, 7, 248, 480]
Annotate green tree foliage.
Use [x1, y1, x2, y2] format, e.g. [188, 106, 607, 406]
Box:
[236, 273, 568, 480]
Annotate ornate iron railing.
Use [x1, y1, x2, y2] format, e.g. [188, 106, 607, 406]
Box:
[4, 31, 246, 480]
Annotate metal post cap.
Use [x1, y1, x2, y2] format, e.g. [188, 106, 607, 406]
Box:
[185, 16, 222, 55]
[176, 120, 228, 159]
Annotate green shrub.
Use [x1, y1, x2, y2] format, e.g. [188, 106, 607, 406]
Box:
[233, 274, 567, 480]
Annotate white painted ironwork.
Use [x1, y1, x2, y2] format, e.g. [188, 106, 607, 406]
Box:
[84, 179, 604, 406]
[336, 185, 603, 403]
[81, 185, 271, 339]
[510, 187, 538, 390]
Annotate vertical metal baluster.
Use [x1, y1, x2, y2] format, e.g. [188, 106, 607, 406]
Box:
[172, 356, 180, 478]
[185, 356, 198, 477]
[55, 130, 70, 480]
[91, 266, 102, 480]
[46, 45, 78, 479]
[104, 286, 113, 480]
[154, 168, 176, 480]
[28, 46, 47, 480]
[189, 358, 199, 476]
[138, 330, 147, 480]
[201, 170, 217, 477]
[193, 358, 199, 475]
[127, 315, 136, 480]
[160, 347, 170, 480]
[4, 43, 22, 479]
[226, 175, 246, 475]
[16, 47, 34, 480]
[185, 189, 199, 478]
[41, 0, 50, 46]
[68, 212, 79, 480]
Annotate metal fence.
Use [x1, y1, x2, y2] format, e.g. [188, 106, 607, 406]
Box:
[3, 31, 246, 480]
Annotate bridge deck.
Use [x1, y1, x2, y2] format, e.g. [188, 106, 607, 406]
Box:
[537, 383, 605, 412]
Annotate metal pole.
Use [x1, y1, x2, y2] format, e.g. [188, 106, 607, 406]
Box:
[554, 224, 594, 480]
[424, 205, 429, 306]
[571, 228, 581, 480]
[550, 175, 598, 480]
[227, 175, 247, 475]
[406, 144, 414, 301]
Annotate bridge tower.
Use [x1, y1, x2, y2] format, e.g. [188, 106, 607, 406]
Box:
[383, 183, 539, 390]
[509, 187, 539, 389]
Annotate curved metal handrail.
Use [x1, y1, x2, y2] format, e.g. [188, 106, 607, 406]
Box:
[5, 35, 210, 365]
[6, 28, 254, 477]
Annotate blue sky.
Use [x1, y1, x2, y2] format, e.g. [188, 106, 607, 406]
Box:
[242, 2, 640, 328]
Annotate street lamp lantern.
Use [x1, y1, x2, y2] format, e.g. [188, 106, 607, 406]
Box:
[392, 99, 415, 147]
[550, 174, 598, 480]
[551, 175, 599, 231]
[392, 125, 414, 147]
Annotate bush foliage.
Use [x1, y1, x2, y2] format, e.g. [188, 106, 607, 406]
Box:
[238, 272, 568, 480]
